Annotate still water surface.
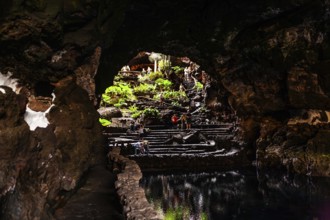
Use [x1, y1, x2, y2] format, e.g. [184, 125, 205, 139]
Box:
[140, 168, 330, 220]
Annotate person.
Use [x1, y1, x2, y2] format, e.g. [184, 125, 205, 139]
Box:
[142, 138, 149, 154]
[142, 68, 146, 74]
[179, 83, 185, 92]
[147, 67, 152, 74]
[121, 66, 127, 72]
[186, 111, 192, 129]
[138, 124, 145, 138]
[131, 141, 141, 155]
[130, 120, 135, 131]
[201, 70, 207, 84]
[184, 67, 190, 81]
[159, 92, 164, 105]
[171, 114, 179, 129]
[180, 113, 187, 129]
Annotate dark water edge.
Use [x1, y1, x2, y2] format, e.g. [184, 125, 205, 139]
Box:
[140, 167, 330, 220]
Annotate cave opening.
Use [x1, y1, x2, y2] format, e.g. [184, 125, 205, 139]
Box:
[98, 50, 232, 128]
[34, 81, 55, 97]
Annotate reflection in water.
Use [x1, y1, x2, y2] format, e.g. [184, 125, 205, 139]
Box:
[140, 168, 330, 220]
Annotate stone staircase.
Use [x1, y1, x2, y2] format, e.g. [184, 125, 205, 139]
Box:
[104, 123, 235, 157]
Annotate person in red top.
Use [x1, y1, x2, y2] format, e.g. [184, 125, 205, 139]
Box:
[171, 114, 179, 129]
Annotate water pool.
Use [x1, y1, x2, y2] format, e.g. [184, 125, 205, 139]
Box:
[140, 168, 330, 220]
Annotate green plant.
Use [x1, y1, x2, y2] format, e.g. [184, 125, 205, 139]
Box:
[154, 90, 187, 102]
[194, 81, 204, 91]
[158, 59, 171, 71]
[149, 71, 164, 81]
[171, 101, 181, 107]
[171, 66, 184, 75]
[113, 98, 127, 108]
[102, 82, 136, 106]
[143, 108, 160, 118]
[133, 83, 155, 95]
[131, 111, 143, 119]
[101, 94, 112, 105]
[138, 74, 150, 83]
[105, 82, 134, 99]
[99, 118, 111, 126]
[155, 78, 172, 91]
[113, 74, 123, 82]
[128, 105, 143, 118]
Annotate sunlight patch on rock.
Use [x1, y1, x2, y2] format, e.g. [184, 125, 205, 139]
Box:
[0, 72, 19, 92]
[24, 104, 54, 131]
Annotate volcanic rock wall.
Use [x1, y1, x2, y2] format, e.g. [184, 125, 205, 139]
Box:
[0, 1, 111, 219]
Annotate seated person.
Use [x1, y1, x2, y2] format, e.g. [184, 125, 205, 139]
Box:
[131, 142, 142, 154]
[141, 138, 149, 154]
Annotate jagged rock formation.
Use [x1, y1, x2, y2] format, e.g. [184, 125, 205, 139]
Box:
[0, 1, 107, 219]
[0, 76, 103, 219]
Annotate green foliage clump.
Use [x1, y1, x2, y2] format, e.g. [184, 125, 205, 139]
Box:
[155, 78, 172, 91]
[171, 101, 181, 107]
[143, 108, 160, 118]
[154, 90, 187, 102]
[113, 98, 127, 108]
[99, 118, 111, 126]
[101, 82, 136, 106]
[172, 66, 184, 75]
[138, 71, 164, 83]
[114, 74, 123, 81]
[194, 81, 204, 91]
[138, 74, 150, 83]
[133, 83, 155, 95]
[164, 207, 190, 220]
[149, 71, 164, 81]
[131, 111, 143, 119]
[129, 105, 143, 119]
[158, 59, 171, 71]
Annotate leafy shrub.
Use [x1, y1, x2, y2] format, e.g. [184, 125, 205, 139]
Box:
[99, 118, 111, 126]
[138, 74, 150, 83]
[129, 105, 143, 118]
[158, 59, 171, 71]
[102, 82, 136, 106]
[133, 83, 155, 95]
[137, 71, 164, 82]
[143, 108, 160, 118]
[154, 90, 187, 102]
[171, 101, 181, 107]
[194, 81, 204, 91]
[172, 66, 184, 75]
[131, 111, 143, 119]
[113, 74, 123, 82]
[149, 71, 164, 81]
[113, 98, 127, 108]
[155, 78, 172, 91]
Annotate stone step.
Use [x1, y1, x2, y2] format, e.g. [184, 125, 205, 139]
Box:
[145, 123, 232, 130]
[130, 149, 207, 156]
[147, 142, 216, 148]
[128, 149, 239, 158]
[147, 149, 206, 154]
[149, 127, 231, 132]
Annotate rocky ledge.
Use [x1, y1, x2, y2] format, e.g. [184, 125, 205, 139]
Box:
[108, 147, 163, 220]
[257, 123, 330, 176]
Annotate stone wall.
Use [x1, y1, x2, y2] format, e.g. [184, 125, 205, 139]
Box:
[108, 147, 163, 220]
